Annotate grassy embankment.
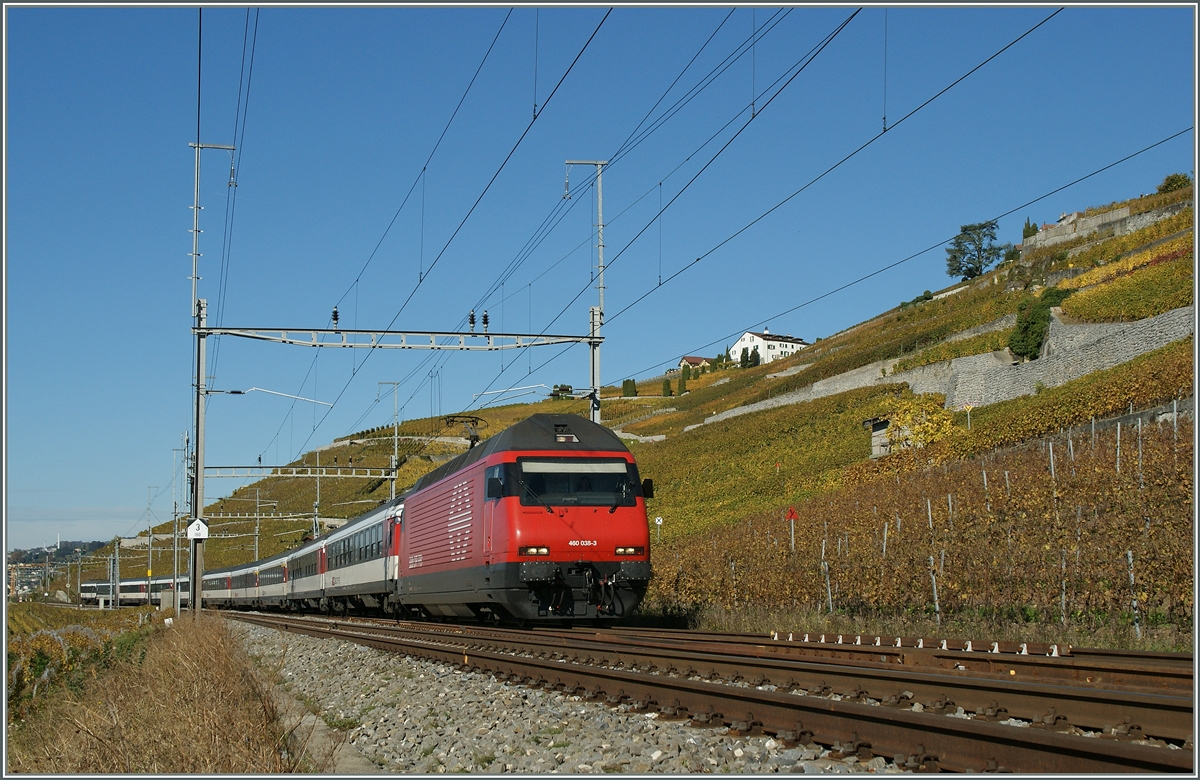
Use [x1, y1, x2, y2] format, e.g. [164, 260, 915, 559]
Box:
[6, 605, 302, 773]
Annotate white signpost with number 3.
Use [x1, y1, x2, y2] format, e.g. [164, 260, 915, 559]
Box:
[187, 519, 209, 540]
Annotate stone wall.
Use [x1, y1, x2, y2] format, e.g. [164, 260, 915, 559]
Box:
[1022, 207, 1129, 253]
[909, 305, 1193, 408]
[693, 306, 1193, 430]
[1021, 201, 1190, 256]
[946, 313, 1017, 343]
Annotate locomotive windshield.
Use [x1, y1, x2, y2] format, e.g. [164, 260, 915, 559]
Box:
[513, 458, 641, 508]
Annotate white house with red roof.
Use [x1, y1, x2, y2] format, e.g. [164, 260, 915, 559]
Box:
[678, 355, 711, 372]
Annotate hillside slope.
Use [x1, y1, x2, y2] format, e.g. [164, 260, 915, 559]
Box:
[87, 184, 1193, 587]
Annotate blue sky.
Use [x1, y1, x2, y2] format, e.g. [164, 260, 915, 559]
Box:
[5, 5, 1195, 550]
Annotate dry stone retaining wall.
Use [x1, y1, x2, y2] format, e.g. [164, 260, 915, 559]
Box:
[695, 306, 1192, 430]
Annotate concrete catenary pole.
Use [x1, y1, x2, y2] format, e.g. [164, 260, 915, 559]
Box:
[566, 160, 607, 425]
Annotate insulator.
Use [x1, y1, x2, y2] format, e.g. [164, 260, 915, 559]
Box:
[331, 306, 339, 329]
[469, 309, 475, 332]
[482, 310, 489, 332]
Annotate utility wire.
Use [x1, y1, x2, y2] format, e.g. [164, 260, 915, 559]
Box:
[618, 125, 1195, 381]
[390, 5, 794, 446]
[536, 10, 861, 342]
[479, 10, 786, 303]
[470, 8, 790, 319]
[211, 8, 260, 379]
[253, 10, 512, 463]
[286, 9, 613, 461]
[333, 9, 513, 311]
[240, 8, 780, 476]
[604, 8, 1065, 325]
[479, 7, 1068, 397]
[455, 10, 861, 418]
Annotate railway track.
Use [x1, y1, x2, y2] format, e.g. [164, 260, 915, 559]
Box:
[229, 612, 1193, 773]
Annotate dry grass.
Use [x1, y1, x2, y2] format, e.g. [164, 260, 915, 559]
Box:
[7, 614, 292, 774]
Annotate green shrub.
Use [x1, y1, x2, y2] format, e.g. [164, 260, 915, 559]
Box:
[1008, 287, 1072, 360]
[1157, 172, 1192, 194]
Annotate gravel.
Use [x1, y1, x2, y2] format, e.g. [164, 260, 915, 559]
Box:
[235, 622, 914, 774]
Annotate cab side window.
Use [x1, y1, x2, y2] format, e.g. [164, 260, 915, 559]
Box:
[486, 465, 504, 500]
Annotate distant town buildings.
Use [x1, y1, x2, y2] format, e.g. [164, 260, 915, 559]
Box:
[730, 328, 809, 364]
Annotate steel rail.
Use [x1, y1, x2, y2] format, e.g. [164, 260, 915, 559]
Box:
[587, 626, 1194, 691]
[589, 628, 1193, 692]
[314, 617, 1192, 743]
[230, 613, 1192, 773]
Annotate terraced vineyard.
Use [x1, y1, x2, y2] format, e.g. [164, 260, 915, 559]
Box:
[648, 414, 1192, 635]
[74, 182, 1192, 642]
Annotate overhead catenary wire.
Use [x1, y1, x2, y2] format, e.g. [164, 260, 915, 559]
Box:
[451, 10, 862, 419]
[336, 7, 1070, 444]
[603, 7, 1067, 327]
[525, 9, 862, 347]
[283, 9, 613, 461]
[414, 6, 793, 432]
[469, 7, 786, 316]
[210, 7, 261, 380]
[251, 10, 514, 462]
[332, 9, 513, 311]
[338, 17, 757, 462]
[614, 125, 1194, 382]
[476, 7, 1077, 397]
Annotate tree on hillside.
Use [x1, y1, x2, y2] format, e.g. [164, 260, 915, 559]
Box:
[621, 379, 637, 397]
[1157, 172, 1192, 194]
[662, 378, 672, 397]
[682, 364, 692, 381]
[739, 347, 749, 369]
[945, 220, 1011, 280]
[748, 346, 761, 367]
[1022, 217, 1039, 240]
[678, 373, 687, 395]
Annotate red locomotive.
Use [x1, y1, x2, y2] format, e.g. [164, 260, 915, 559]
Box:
[396, 413, 654, 622]
[181, 413, 655, 624]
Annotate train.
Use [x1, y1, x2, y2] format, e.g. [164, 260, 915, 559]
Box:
[82, 414, 655, 624]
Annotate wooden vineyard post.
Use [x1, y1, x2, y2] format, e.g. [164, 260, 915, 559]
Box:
[929, 555, 941, 626]
[1126, 550, 1141, 640]
[1137, 417, 1144, 491]
[1060, 550, 1067, 625]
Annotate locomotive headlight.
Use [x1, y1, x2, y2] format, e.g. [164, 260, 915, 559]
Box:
[615, 546, 645, 556]
[520, 546, 550, 556]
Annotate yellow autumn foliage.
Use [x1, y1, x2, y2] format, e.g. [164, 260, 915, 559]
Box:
[1060, 231, 1193, 290]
